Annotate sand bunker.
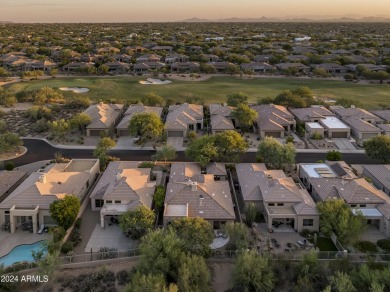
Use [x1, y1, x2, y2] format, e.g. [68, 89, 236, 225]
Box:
[59, 87, 90, 93]
[139, 78, 172, 85]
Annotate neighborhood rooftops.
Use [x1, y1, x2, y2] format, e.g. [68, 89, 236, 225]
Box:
[84, 102, 123, 129]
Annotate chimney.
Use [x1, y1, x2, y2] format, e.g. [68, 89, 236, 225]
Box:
[191, 181, 198, 191]
[116, 172, 122, 181]
[38, 174, 46, 184]
[350, 105, 355, 108]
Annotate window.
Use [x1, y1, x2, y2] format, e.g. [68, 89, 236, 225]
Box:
[268, 203, 275, 206]
[115, 200, 121, 204]
[95, 199, 104, 208]
[303, 219, 314, 227]
[106, 200, 112, 204]
[277, 203, 284, 206]
[360, 204, 366, 208]
[350, 204, 357, 208]
[5, 211, 9, 214]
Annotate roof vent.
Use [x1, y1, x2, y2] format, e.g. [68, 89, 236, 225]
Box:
[116, 172, 122, 181]
[38, 174, 46, 184]
[191, 181, 198, 191]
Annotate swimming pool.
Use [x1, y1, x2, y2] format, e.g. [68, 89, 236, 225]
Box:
[0, 241, 46, 266]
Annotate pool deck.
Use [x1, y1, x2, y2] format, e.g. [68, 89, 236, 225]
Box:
[0, 230, 50, 257]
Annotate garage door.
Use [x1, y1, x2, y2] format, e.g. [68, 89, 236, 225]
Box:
[168, 131, 184, 137]
[332, 131, 348, 138]
[118, 130, 130, 137]
[265, 131, 281, 138]
[88, 130, 103, 136]
[362, 133, 378, 140]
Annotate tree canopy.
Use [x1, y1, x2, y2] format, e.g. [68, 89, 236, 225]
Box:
[93, 137, 116, 168]
[49, 195, 80, 230]
[170, 217, 214, 256]
[0, 132, 23, 154]
[317, 199, 366, 245]
[128, 112, 164, 143]
[364, 135, 390, 163]
[233, 250, 275, 292]
[232, 103, 258, 130]
[152, 145, 176, 162]
[119, 206, 156, 238]
[185, 131, 248, 165]
[226, 92, 249, 106]
[257, 137, 296, 169]
[142, 92, 165, 106]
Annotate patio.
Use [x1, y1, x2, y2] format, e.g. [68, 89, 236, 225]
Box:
[0, 229, 50, 257]
[84, 224, 138, 253]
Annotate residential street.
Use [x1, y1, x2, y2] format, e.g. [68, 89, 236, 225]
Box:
[9, 139, 378, 167]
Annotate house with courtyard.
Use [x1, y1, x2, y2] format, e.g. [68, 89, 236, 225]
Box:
[235, 163, 319, 232]
[299, 161, 390, 236]
[116, 104, 163, 137]
[170, 62, 200, 73]
[90, 161, 156, 228]
[0, 159, 99, 234]
[165, 103, 204, 138]
[209, 103, 235, 134]
[275, 63, 310, 74]
[240, 62, 275, 74]
[163, 163, 235, 229]
[251, 104, 296, 138]
[84, 102, 124, 136]
[311, 63, 347, 75]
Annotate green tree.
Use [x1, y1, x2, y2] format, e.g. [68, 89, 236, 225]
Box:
[38, 250, 60, 280]
[138, 228, 183, 280]
[178, 254, 211, 292]
[152, 145, 176, 162]
[226, 92, 249, 106]
[244, 202, 258, 227]
[93, 137, 116, 168]
[153, 186, 166, 210]
[119, 206, 156, 238]
[364, 135, 390, 163]
[0, 132, 23, 154]
[226, 64, 241, 75]
[170, 217, 214, 256]
[33, 87, 64, 105]
[214, 130, 248, 162]
[274, 90, 307, 108]
[25, 105, 52, 121]
[233, 250, 275, 292]
[0, 120, 7, 133]
[98, 64, 109, 75]
[125, 272, 167, 292]
[328, 271, 356, 292]
[0, 87, 16, 107]
[142, 92, 165, 106]
[312, 67, 330, 77]
[327, 150, 342, 161]
[366, 71, 389, 84]
[47, 119, 70, 140]
[129, 112, 164, 143]
[232, 103, 258, 130]
[69, 113, 92, 135]
[49, 195, 80, 230]
[257, 137, 296, 169]
[224, 222, 251, 250]
[0, 67, 10, 81]
[317, 199, 366, 245]
[185, 135, 218, 167]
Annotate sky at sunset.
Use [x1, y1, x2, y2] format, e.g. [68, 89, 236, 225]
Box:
[1, 0, 390, 22]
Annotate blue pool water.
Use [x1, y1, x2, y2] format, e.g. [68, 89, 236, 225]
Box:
[0, 241, 46, 266]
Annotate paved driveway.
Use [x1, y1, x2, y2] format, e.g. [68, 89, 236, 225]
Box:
[333, 138, 356, 150]
[167, 137, 184, 149]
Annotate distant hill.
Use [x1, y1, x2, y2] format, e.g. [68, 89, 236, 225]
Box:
[179, 16, 390, 23]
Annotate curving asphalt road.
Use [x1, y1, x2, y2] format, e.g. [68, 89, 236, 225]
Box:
[9, 139, 378, 167]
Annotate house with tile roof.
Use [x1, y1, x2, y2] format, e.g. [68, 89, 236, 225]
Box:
[164, 163, 235, 229]
[84, 102, 124, 136]
[362, 165, 390, 196]
[0, 170, 27, 204]
[116, 105, 163, 137]
[240, 62, 275, 74]
[90, 161, 156, 228]
[0, 159, 99, 233]
[165, 103, 204, 137]
[236, 163, 319, 232]
[330, 106, 383, 141]
[289, 106, 334, 124]
[209, 103, 236, 134]
[372, 110, 390, 123]
[251, 104, 296, 138]
[300, 162, 390, 236]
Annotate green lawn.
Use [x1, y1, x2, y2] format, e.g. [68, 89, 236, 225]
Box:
[5, 76, 390, 109]
[308, 237, 338, 251]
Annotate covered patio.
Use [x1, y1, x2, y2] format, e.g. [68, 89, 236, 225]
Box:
[9, 205, 39, 234]
[100, 204, 129, 228]
[266, 206, 297, 233]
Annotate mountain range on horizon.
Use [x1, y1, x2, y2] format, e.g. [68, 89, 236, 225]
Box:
[180, 16, 390, 23]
